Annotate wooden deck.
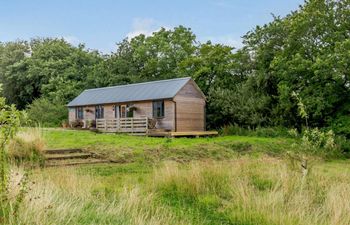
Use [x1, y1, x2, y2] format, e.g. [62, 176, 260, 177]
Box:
[95, 118, 218, 137]
[147, 131, 218, 137]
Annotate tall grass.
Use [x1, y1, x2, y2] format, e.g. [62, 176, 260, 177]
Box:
[11, 157, 350, 225]
[8, 128, 45, 165]
[152, 158, 350, 225]
[13, 168, 188, 225]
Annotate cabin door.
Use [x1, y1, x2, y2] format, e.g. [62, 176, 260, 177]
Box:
[120, 105, 127, 118]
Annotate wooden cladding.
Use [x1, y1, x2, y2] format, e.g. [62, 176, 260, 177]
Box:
[174, 81, 206, 132]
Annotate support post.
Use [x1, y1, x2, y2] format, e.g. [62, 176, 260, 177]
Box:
[131, 118, 134, 133]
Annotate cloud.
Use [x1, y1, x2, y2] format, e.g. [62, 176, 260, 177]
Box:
[63, 35, 80, 46]
[126, 18, 167, 39]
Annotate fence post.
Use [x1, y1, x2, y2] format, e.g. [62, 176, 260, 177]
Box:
[146, 117, 148, 133]
[104, 119, 107, 130]
[131, 118, 134, 133]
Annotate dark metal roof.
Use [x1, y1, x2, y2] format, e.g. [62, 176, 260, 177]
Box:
[67, 77, 192, 107]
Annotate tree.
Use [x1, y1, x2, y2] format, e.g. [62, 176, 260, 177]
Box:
[27, 98, 68, 127]
[0, 41, 30, 108]
[0, 39, 102, 109]
[241, 0, 350, 128]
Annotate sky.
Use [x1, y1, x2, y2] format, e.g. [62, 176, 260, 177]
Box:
[0, 0, 304, 53]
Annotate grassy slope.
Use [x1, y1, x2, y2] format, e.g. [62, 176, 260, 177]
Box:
[12, 129, 350, 225]
[44, 129, 294, 162]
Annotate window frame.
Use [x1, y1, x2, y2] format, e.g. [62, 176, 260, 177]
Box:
[152, 100, 165, 118]
[95, 105, 104, 119]
[75, 107, 84, 120]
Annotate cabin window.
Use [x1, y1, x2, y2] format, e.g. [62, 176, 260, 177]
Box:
[126, 104, 134, 118]
[114, 105, 119, 118]
[152, 100, 164, 118]
[75, 107, 84, 119]
[95, 105, 104, 119]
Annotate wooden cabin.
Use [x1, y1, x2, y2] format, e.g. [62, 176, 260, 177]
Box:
[67, 77, 207, 134]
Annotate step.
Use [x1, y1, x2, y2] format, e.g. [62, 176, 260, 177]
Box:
[44, 149, 83, 154]
[45, 159, 111, 167]
[45, 153, 92, 160]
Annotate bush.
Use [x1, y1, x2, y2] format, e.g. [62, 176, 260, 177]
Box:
[27, 98, 67, 127]
[221, 124, 294, 138]
[70, 120, 84, 128]
[8, 128, 46, 164]
[296, 128, 343, 159]
[86, 119, 96, 128]
[330, 115, 350, 139]
[335, 135, 350, 157]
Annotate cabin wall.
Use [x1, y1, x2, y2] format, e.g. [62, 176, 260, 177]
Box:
[174, 81, 206, 132]
[68, 108, 75, 122]
[104, 104, 115, 119]
[133, 100, 175, 131]
[84, 106, 95, 120]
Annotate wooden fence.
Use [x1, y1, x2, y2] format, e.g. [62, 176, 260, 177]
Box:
[96, 117, 148, 133]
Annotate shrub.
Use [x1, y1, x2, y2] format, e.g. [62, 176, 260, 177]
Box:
[86, 119, 96, 128]
[293, 128, 343, 159]
[27, 97, 67, 127]
[330, 115, 350, 139]
[70, 120, 84, 128]
[335, 136, 350, 157]
[8, 128, 46, 165]
[221, 124, 293, 138]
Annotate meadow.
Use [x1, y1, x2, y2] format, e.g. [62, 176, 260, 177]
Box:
[9, 129, 350, 225]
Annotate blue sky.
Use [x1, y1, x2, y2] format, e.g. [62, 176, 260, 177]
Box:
[1, 0, 304, 53]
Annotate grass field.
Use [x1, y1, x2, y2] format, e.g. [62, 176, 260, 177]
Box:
[10, 129, 350, 225]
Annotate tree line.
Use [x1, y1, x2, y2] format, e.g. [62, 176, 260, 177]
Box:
[0, 0, 349, 137]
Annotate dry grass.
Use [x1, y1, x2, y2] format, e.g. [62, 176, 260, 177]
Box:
[8, 127, 45, 161]
[7, 156, 350, 225]
[12, 168, 188, 225]
[152, 157, 350, 225]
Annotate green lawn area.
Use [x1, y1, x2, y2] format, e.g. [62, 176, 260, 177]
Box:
[12, 129, 350, 225]
[43, 128, 295, 163]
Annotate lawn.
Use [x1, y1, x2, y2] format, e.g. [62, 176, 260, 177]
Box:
[43, 128, 295, 163]
[10, 129, 350, 225]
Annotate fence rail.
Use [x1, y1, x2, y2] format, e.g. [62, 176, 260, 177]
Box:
[96, 117, 148, 133]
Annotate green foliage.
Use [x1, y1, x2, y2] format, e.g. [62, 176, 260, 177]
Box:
[221, 124, 293, 138]
[0, 39, 101, 109]
[27, 97, 67, 127]
[243, 0, 350, 128]
[0, 90, 23, 222]
[300, 128, 340, 156]
[331, 115, 350, 139]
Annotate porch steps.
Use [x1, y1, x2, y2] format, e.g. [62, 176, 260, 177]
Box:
[44, 148, 111, 167]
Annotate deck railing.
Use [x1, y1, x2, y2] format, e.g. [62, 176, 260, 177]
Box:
[96, 117, 148, 133]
